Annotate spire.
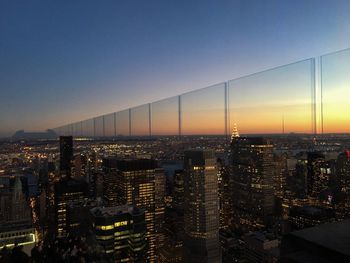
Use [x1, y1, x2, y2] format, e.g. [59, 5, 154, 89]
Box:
[231, 123, 240, 141]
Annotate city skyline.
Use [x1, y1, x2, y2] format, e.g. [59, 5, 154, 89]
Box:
[1, 0, 350, 137]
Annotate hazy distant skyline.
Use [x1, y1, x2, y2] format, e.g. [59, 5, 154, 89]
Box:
[1, 0, 350, 137]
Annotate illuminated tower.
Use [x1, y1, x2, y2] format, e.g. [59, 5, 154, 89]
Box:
[54, 177, 89, 237]
[336, 151, 350, 217]
[183, 149, 221, 263]
[114, 159, 164, 262]
[230, 137, 275, 233]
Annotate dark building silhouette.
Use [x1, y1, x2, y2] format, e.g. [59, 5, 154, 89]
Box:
[230, 137, 275, 233]
[183, 149, 221, 263]
[12, 129, 57, 140]
[281, 219, 350, 262]
[59, 136, 73, 176]
[90, 205, 147, 262]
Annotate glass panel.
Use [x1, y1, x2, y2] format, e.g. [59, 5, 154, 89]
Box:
[131, 104, 150, 136]
[228, 59, 313, 135]
[321, 49, 350, 133]
[66, 124, 73, 136]
[73, 122, 81, 137]
[104, 113, 116, 137]
[94, 116, 104, 137]
[115, 110, 130, 136]
[82, 119, 94, 137]
[181, 83, 226, 135]
[152, 96, 179, 136]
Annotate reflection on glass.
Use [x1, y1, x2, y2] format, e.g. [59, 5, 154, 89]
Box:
[131, 104, 150, 136]
[181, 83, 226, 135]
[321, 49, 350, 133]
[228, 60, 313, 135]
[152, 96, 179, 136]
[116, 110, 130, 136]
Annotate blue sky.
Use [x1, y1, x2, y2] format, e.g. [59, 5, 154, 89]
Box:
[1, 0, 350, 137]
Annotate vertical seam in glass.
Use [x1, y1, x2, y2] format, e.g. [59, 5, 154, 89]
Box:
[178, 95, 182, 137]
[224, 82, 228, 139]
[129, 109, 132, 137]
[320, 56, 324, 135]
[93, 117, 96, 137]
[114, 112, 117, 137]
[149, 103, 152, 137]
[311, 58, 316, 136]
[102, 115, 105, 137]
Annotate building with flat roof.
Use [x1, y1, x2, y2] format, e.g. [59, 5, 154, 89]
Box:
[281, 219, 350, 262]
[90, 205, 147, 262]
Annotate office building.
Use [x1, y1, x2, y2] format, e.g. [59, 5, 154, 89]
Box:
[91, 205, 147, 262]
[114, 159, 164, 262]
[243, 232, 279, 263]
[230, 137, 275, 233]
[183, 149, 221, 263]
[54, 177, 89, 237]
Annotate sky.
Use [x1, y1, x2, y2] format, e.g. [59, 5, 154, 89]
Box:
[1, 0, 350, 137]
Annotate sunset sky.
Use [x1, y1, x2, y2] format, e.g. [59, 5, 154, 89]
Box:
[1, 0, 350, 137]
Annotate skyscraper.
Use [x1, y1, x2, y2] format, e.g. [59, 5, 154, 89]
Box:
[90, 205, 147, 262]
[54, 177, 89, 237]
[59, 136, 73, 176]
[114, 159, 164, 262]
[230, 137, 275, 233]
[183, 149, 221, 263]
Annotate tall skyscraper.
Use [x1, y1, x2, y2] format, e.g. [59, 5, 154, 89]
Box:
[336, 151, 350, 217]
[90, 205, 147, 262]
[183, 149, 221, 263]
[114, 159, 164, 263]
[54, 177, 89, 237]
[102, 158, 119, 206]
[230, 137, 275, 233]
[307, 152, 328, 199]
[59, 136, 73, 176]
[173, 169, 184, 213]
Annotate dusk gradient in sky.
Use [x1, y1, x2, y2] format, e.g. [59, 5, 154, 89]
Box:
[1, 0, 350, 137]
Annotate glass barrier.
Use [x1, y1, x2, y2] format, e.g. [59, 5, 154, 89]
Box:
[181, 83, 226, 135]
[104, 113, 116, 137]
[228, 59, 313, 135]
[94, 116, 104, 137]
[321, 49, 350, 133]
[115, 109, 130, 136]
[73, 122, 82, 137]
[131, 104, 150, 136]
[151, 96, 179, 136]
[53, 49, 350, 137]
[82, 119, 94, 137]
